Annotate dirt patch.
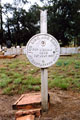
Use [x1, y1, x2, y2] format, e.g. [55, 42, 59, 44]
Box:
[0, 90, 80, 120]
[40, 90, 80, 120]
[0, 65, 6, 68]
[0, 95, 20, 120]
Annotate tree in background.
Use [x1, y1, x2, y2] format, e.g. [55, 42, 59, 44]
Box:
[2, 0, 40, 46]
[0, 0, 3, 47]
[41, 0, 80, 46]
[0, 0, 80, 47]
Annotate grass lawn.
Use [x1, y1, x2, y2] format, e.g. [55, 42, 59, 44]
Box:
[0, 54, 80, 95]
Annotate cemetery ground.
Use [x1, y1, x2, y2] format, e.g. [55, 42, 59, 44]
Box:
[0, 54, 80, 120]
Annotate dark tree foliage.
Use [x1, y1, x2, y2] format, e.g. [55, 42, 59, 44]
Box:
[2, 2, 40, 46]
[0, 3, 3, 46]
[46, 0, 80, 46]
[0, 0, 80, 46]
[40, 0, 80, 46]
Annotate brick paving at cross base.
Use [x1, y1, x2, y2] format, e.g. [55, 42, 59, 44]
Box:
[13, 93, 41, 110]
[15, 108, 41, 118]
[13, 93, 42, 120]
[16, 115, 35, 120]
[13, 93, 50, 120]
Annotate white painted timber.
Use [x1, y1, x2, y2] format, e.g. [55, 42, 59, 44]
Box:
[40, 10, 48, 112]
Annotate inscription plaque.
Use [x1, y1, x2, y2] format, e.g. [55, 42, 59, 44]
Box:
[26, 33, 60, 68]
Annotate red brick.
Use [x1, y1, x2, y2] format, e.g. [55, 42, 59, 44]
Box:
[13, 93, 41, 110]
[17, 93, 41, 105]
[16, 115, 35, 120]
[16, 108, 42, 118]
[0, 55, 17, 59]
[16, 105, 33, 110]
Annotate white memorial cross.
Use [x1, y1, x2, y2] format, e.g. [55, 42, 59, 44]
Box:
[40, 10, 48, 111]
[26, 10, 60, 111]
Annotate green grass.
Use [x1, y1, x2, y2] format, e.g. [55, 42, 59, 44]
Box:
[14, 78, 22, 84]
[12, 72, 23, 79]
[56, 61, 63, 67]
[75, 63, 80, 69]
[0, 80, 8, 88]
[0, 79, 12, 88]
[0, 54, 80, 94]
[28, 68, 39, 74]
[22, 75, 41, 86]
[33, 86, 40, 91]
[72, 79, 80, 89]
[48, 77, 69, 90]
[9, 63, 18, 69]
[3, 87, 12, 95]
[0, 73, 12, 88]
[27, 85, 33, 91]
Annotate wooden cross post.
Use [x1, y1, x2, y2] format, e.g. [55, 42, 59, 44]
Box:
[40, 10, 48, 111]
[26, 10, 60, 112]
